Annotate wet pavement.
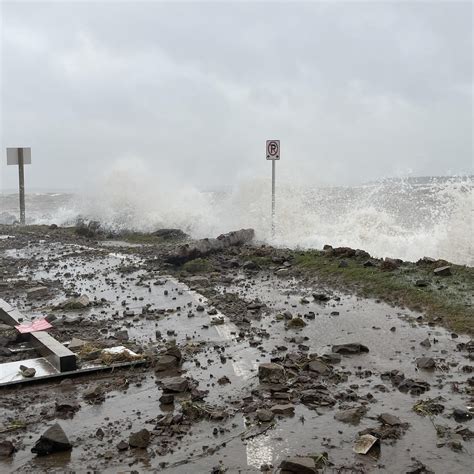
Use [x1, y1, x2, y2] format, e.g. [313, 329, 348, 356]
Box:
[0, 240, 472, 473]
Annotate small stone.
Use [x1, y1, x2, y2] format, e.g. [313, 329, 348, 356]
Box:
[416, 357, 435, 370]
[256, 409, 275, 422]
[154, 355, 179, 372]
[308, 360, 329, 374]
[26, 286, 49, 299]
[68, 337, 88, 351]
[117, 440, 128, 451]
[129, 429, 150, 448]
[453, 409, 472, 423]
[332, 343, 369, 354]
[334, 407, 367, 424]
[161, 376, 189, 393]
[320, 352, 342, 364]
[31, 423, 72, 456]
[420, 338, 431, 348]
[286, 317, 306, 329]
[279, 457, 316, 474]
[378, 413, 401, 426]
[115, 329, 129, 341]
[258, 363, 285, 383]
[0, 440, 15, 458]
[271, 404, 295, 416]
[434, 266, 451, 276]
[19, 365, 36, 378]
[159, 394, 174, 404]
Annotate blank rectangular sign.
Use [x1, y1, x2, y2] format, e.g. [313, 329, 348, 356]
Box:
[7, 147, 32, 165]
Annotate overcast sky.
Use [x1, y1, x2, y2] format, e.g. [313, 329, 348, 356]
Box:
[0, 0, 472, 191]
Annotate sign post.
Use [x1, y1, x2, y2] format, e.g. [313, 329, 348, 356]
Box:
[266, 140, 280, 237]
[7, 147, 32, 225]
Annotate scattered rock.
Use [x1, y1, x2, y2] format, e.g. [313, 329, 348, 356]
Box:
[416, 357, 435, 370]
[256, 409, 275, 422]
[332, 343, 369, 355]
[312, 293, 330, 302]
[129, 429, 150, 448]
[258, 363, 286, 383]
[58, 295, 90, 310]
[307, 360, 329, 374]
[420, 338, 431, 348]
[271, 404, 295, 416]
[161, 376, 189, 393]
[55, 398, 80, 417]
[334, 407, 367, 424]
[434, 266, 451, 276]
[19, 365, 36, 378]
[159, 394, 174, 404]
[453, 408, 472, 423]
[378, 413, 401, 426]
[406, 459, 434, 473]
[155, 355, 179, 372]
[320, 353, 342, 364]
[0, 440, 15, 458]
[381, 258, 400, 271]
[242, 260, 260, 271]
[83, 384, 104, 402]
[286, 317, 306, 329]
[117, 440, 128, 451]
[31, 423, 72, 456]
[26, 286, 49, 299]
[279, 457, 316, 474]
[153, 228, 187, 240]
[68, 337, 88, 351]
[115, 329, 129, 341]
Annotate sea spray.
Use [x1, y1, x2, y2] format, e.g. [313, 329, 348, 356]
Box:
[2, 159, 472, 266]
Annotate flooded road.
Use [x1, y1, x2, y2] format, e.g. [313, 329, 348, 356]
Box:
[1, 240, 472, 473]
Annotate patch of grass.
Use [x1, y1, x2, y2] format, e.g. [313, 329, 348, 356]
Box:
[292, 250, 474, 334]
[182, 258, 212, 274]
[246, 255, 273, 267]
[123, 233, 162, 244]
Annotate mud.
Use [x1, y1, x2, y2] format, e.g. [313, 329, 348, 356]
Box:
[0, 227, 472, 473]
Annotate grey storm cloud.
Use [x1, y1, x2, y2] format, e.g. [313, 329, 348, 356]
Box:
[0, 0, 472, 191]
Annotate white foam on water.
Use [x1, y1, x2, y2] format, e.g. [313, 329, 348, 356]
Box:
[6, 157, 473, 266]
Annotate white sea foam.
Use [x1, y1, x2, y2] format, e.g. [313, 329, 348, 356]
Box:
[3, 158, 472, 266]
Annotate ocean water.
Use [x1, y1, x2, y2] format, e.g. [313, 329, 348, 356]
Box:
[0, 175, 472, 266]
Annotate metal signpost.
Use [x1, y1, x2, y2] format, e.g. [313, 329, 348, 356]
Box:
[266, 140, 280, 237]
[6, 147, 32, 225]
